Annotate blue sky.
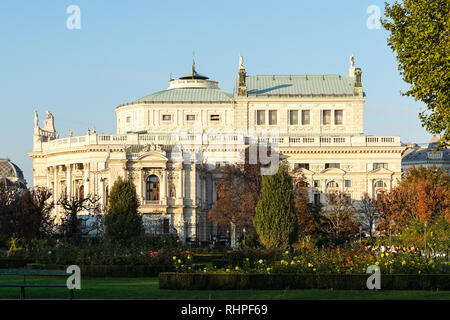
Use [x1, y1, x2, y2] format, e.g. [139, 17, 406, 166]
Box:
[0, 0, 432, 184]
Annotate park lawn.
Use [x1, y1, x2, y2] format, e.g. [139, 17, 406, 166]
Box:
[0, 276, 449, 300]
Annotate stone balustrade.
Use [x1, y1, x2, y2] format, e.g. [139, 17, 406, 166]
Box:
[38, 132, 401, 152]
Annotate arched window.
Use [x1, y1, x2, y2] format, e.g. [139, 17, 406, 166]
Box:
[374, 180, 386, 188]
[78, 185, 84, 199]
[146, 175, 160, 201]
[327, 180, 339, 188]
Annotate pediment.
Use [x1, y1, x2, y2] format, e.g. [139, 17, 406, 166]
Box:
[137, 152, 168, 162]
[368, 167, 394, 175]
[320, 167, 346, 174]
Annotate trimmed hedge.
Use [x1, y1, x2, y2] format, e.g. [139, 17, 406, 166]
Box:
[159, 273, 450, 290]
[25, 264, 175, 277]
[0, 258, 34, 268]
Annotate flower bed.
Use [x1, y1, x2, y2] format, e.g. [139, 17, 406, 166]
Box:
[198, 247, 450, 275]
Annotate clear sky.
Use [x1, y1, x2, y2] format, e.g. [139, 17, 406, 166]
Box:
[0, 0, 432, 185]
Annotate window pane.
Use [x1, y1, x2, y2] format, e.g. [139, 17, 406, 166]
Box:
[294, 163, 309, 170]
[186, 115, 195, 121]
[345, 180, 352, 188]
[210, 114, 220, 121]
[335, 110, 343, 125]
[269, 110, 277, 125]
[302, 110, 310, 125]
[322, 110, 331, 125]
[289, 110, 298, 125]
[373, 163, 388, 170]
[325, 163, 340, 169]
[257, 110, 265, 125]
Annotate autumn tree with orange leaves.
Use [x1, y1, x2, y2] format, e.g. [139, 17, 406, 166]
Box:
[376, 166, 450, 236]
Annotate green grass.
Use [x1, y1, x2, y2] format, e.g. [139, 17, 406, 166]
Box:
[0, 276, 449, 299]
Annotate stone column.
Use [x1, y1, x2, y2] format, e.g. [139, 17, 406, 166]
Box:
[53, 166, 58, 216]
[66, 164, 71, 198]
[83, 164, 89, 198]
[162, 170, 167, 200]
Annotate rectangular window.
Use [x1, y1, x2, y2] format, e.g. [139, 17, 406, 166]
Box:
[162, 114, 171, 121]
[313, 180, 321, 188]
[186, 114, 196, 121]
[345, 180, 352, 188]
[334, 110, 343, 125]
[256, 110, 265, 125]
[373, 163, 388, 170]
[325, 163, 340, 169]
[289, 110, 298, 125]
[322, 110, 331, 125]
[314, 193, 321, 205]
[126, 116, 131, 123]
[269, 110, 277, 125]
[210, 114, 220, 121]
[294, 163, 310, 170]
[301, 110, 310, 125]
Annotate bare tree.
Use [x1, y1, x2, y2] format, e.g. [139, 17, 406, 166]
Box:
[13, 187, 55, 240]
[324, 191, 358, 240]
[358, 193, 380, 237]
[57, 194, 102, 237]
[0, 183, 21, 235]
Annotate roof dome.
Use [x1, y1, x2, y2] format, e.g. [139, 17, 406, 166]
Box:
[0, 159, 24, 180]
[126, 60, 233, 104]
[0, 159, 27, 188]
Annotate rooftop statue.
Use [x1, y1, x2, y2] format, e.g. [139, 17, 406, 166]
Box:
[350, 54, 355, 67]
[43, 110, 56, 132]
[239, 54, 244, 69]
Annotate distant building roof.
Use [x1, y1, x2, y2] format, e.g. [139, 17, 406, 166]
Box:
[402, 136, 450, 171]
[235, 74, 359, 97]
[135, 88, 233, 103]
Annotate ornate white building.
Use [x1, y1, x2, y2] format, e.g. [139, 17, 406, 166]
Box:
[29, 56, 405, 243]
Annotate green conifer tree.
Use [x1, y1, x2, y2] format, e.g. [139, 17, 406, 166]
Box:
[253, 164, 298, 248]
[104, 177, 144, 241]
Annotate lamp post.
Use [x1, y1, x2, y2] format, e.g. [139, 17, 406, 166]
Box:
[389, 220, 394, 247]
[243, 227, 246, 246]
[359, 226, 362, 244]
[424, 221, 428, 257]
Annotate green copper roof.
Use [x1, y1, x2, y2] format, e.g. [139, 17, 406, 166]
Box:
[135, 88, 233, 103]
[235, 74, 358, 97]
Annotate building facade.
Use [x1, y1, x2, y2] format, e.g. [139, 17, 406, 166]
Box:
[29, 56, 405, 242]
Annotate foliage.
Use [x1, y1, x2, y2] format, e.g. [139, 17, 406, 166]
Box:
[104, 177, 144, 242]
[254, 164, 298, 248]
[382, 0, 450, 148]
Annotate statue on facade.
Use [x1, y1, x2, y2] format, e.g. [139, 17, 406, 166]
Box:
[43, 110, 56, 132]
[34, 111, 39, 128]
[68, 130, 73, 137]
